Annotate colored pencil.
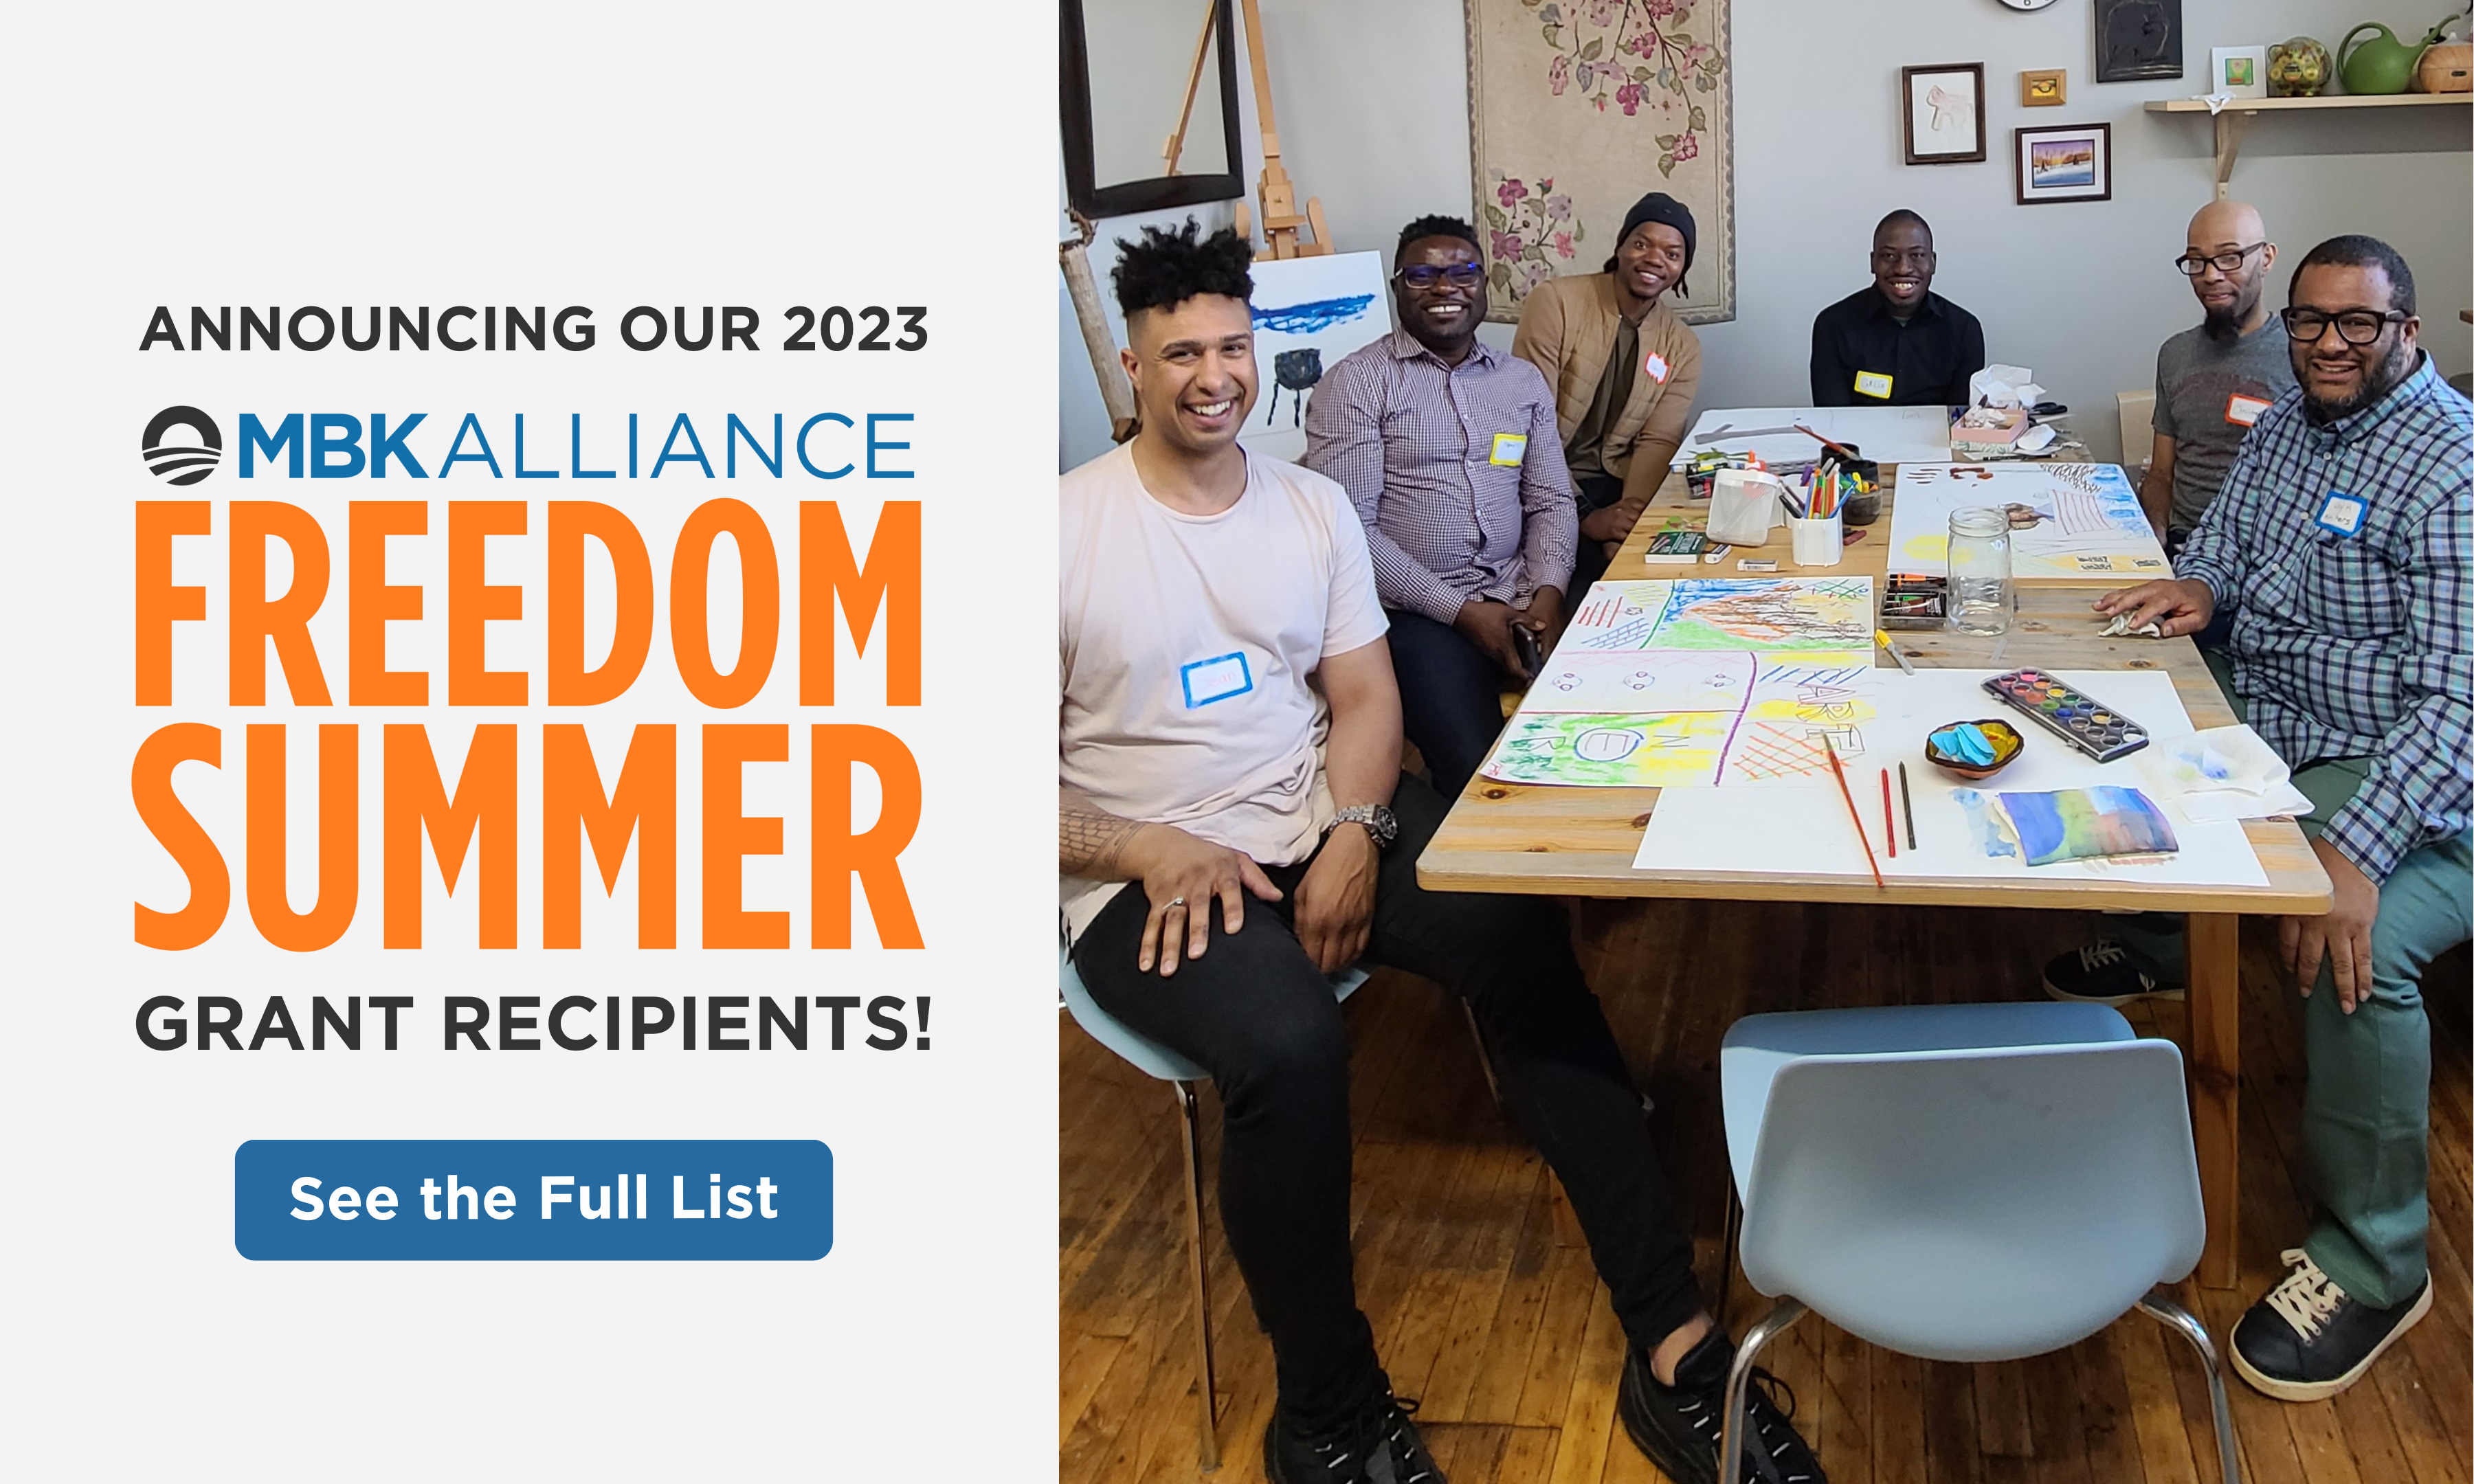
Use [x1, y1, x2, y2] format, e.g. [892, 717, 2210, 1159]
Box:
[1898, 762, 1918, 851]
[1881, 768, 1897, 859]
[1820, 734, 1886, 890]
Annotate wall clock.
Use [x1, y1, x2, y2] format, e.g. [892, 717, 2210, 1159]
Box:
[1997, 0, 2061, 11]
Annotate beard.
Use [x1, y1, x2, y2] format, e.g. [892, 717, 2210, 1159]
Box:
[2301, 337, 2416, 425]
[2200, 302, 2242, 341]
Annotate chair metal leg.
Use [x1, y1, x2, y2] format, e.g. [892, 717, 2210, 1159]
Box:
[1721, 1298, 1807, 1484]
[2137, 1288, 2240, 1484]
[1174, 1081, 1221, 1472]
[1715, 1182, 1744, 1331]
[1459, 999, 1506, 1115]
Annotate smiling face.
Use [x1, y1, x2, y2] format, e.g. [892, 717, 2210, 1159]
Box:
[1394, 234, 1488, 356]
[1870, 219, 1935, 313]
[1614, 221, 1687, 310]
[1122, 293, 1257, 456]
[2287, 261, 2419, 423]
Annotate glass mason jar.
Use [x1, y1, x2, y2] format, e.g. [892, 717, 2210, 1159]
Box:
[1946, 506, 2013, 636]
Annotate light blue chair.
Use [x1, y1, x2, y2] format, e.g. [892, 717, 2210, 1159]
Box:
[1715, 1001, 2239, 1484]
[1060, 943, 1370, 1472]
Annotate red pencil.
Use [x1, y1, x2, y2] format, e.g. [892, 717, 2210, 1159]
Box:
[1821, 735, 1886, 890]
[1881, 768, 1897, 859]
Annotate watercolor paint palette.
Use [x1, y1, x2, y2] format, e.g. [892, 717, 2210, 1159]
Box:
[1982, 668, 2150, 763]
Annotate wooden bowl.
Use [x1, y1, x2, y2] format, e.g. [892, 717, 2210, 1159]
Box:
[1925, 719, 2024, 780]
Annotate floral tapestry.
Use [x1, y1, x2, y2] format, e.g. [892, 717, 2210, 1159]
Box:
[1465, 0, 1735, 325]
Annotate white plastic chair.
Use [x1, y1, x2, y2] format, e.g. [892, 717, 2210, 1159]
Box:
[1716, 1001, 2239, 1484]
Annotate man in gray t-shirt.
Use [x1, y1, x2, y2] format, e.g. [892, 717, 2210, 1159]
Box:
[2145, 201, 2297, 543]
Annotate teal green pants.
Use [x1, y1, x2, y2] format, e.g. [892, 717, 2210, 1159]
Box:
[2117, 652, 2472, 1307]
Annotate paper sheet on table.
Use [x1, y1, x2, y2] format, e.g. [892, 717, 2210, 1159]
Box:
[1671, 405, 1951, 471]
[1886, 462, 2170, 580]
[1632, 669, 2269, 888]
[2136, 726, 2316, 824]
[1483, 651, 1875, 789]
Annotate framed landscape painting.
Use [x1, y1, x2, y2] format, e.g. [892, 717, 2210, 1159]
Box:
[2015, 122, 2111, 205]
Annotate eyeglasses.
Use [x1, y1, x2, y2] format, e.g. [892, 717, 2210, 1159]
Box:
[1394, 263, 1484, 291]
[2280, 307, 2408, 345]
[1869, 249, 1935, 267]
[2174, 243, 2267, 276]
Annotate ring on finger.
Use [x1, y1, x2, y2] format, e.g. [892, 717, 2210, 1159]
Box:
[1165, 896, 1187, 909]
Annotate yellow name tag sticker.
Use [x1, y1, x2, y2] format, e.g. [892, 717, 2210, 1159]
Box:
[1853, 370, 1893, 400]
[2225, 393, 2271, 427]
[1489, 432, 1528, 466]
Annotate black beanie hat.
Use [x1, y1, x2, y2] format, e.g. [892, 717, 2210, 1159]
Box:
[1614, 192, 1697, 297]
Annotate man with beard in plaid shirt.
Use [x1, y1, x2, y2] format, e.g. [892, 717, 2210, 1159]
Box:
[2049, 235, 2471, 1405]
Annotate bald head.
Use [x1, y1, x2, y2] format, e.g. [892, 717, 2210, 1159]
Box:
[2178, 199, 2275, 337]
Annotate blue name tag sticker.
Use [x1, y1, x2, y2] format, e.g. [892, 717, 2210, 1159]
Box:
[2315, 491, 2366, 537]
[1180, 651, 1253, 708]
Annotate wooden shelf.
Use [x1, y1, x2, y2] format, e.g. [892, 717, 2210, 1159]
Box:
[2144, 91, 2469, 198]
[2143, 92, 2471, 112]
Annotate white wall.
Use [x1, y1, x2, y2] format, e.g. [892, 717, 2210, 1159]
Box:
[1062, 0, 2471, 470]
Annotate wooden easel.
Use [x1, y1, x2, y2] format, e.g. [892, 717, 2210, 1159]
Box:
[1162, 0, 1332, 259]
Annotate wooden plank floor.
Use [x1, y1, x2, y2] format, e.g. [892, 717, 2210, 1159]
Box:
[1059, 901, 2472, 1483]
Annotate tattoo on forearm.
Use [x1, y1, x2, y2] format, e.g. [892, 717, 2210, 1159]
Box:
[1060, 805, 1145, 877]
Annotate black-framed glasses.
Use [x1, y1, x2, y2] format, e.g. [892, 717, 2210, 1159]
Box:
[1395, 263, 1484, 291]
[2174, 242, 2268, 276]
[2281, 307, 2408, 345]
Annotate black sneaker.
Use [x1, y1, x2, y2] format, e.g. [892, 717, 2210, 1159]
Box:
[1618, 1327, 1827, 1484]
[1263, 1388, 1443, 1484]
[2231, 1248, 2433, 1402]
[2041, 937, 2183, 1006]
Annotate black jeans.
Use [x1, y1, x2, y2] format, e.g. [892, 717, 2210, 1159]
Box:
[1072, 775, 1702, 1432]
[1385, 610, 1513, 798]
[1572, 473, 1625, 594]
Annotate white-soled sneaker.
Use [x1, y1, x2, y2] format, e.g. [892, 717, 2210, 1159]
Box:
[2231, 1248, 2432, 1402]
[2041, 938, 2185, 1006]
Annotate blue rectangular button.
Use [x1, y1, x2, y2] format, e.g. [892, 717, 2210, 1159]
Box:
[235, 1140, 832, 1259]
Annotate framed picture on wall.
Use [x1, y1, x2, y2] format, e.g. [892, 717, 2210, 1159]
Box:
[2211, 45, 2269, 99]
[2020, 68, 2067, 106]
[2014, 122, 2111, 204]
[1902, 63, 1986, 164]
[2095, 0, 2183, 82]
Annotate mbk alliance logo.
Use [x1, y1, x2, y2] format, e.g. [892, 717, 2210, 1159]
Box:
[142, 405, 223, 485]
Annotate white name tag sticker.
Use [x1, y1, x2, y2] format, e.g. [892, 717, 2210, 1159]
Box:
[1643, 350, 1671, 383]
[2315, 492, 2366, 537]
[2225, 393, 2271, 427]
[1489, 432, 1528, 466]
[1180, 651, 1253, 708]
[1853, 370, 1893, 400]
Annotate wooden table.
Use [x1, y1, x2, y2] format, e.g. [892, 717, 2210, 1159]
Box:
[1423, 471, 2334, 1288]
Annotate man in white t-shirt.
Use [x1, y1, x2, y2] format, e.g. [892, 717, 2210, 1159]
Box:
[1060, 223, 1825, 1484]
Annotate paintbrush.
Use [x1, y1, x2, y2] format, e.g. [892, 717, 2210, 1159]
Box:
[1795, 423, 1862, 462]
[1821, 734, 1886, 890]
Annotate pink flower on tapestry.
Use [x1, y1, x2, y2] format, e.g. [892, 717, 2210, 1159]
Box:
[1480, 173, 1587, 308]
[1671, 131, 1699, 162]
[1528, 0, 1728, 130]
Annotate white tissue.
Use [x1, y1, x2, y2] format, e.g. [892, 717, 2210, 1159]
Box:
[2136, 726, 2315, 824]
[1969, 363, 2044, 409]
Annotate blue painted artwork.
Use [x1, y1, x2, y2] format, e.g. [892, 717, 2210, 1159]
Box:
[1250, 294, 1375, 335]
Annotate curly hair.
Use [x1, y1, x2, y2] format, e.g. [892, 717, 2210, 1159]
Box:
[1395, 214, 1481, 265]
[1110, 220, 1254, 319]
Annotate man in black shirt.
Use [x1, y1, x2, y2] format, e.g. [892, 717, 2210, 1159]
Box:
[1809, 210, 1985, 407]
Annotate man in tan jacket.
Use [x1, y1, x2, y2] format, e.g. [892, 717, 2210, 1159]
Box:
[1513, 191, 1704, 592]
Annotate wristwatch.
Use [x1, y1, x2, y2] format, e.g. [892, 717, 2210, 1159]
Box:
[1324, 805, 1398, 851]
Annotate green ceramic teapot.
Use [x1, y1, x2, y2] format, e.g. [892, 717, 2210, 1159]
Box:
[2339, 16, 2450, 94]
